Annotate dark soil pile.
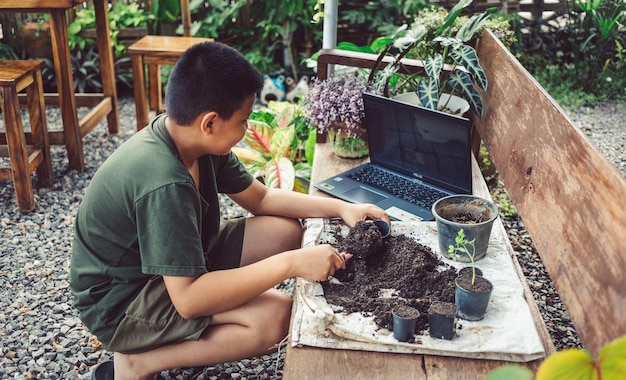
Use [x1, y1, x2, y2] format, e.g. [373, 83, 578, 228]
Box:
[321, 220, 458, 336]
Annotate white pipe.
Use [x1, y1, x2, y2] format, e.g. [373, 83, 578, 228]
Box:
[322, 0, 338, 77]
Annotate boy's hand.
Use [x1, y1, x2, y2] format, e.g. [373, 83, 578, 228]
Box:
[293, 244, 353, 281]
[340, 203, 391, 229]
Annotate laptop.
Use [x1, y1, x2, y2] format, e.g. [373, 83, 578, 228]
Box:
[314, 92, 473, 221]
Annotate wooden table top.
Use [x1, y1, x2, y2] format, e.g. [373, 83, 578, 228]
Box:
[283, 142, 554, 379]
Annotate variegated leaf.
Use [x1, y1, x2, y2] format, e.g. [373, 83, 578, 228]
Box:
[231, 147, 266, 178]
[245, 119, 274, 158]
[270, 125, 296, 159]
[435, 0, 473, 35]
[417, 79, 439, 110]
[274, 105, 296, 129]
[447, 69, 484, 116]
[424, 54, 443, 85]
[456, 11, 495, 42]
[450, 45, 488, 91]
[264, 157, 295, 190]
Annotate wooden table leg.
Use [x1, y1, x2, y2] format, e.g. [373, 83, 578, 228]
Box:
[131, 54, 149, 131]
[48, 9, 84, 172]
[94, 0, 119, 134]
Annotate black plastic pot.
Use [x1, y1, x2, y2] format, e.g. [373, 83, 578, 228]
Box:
[432, 194, 499, 262]
[455, 275, 493, 321]
[392, 305, 420, 342]
[428, 301, 458, 340]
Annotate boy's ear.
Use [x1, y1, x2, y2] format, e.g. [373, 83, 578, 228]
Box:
[200, 111, 219, 134]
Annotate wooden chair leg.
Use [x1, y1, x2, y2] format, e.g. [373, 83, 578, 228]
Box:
[1, 86, 35, 212]
[28, 69, 53, 187]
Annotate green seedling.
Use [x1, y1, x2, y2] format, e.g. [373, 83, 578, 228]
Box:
[448, 228, 478, 285]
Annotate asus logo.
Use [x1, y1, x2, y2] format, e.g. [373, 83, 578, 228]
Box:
[412, 173, 423, 179]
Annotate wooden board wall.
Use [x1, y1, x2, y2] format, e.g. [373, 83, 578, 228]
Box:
[471, 29, 626, 357]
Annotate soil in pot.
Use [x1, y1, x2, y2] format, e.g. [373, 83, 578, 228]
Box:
[457, 266, 482, 279]
[436, 198, 494, 224]
[321, 220, 457, 334]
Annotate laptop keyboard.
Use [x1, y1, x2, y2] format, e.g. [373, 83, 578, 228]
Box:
[346, 166, 448, 208]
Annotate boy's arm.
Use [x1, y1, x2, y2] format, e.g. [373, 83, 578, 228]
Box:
[163, 244, 345, 319]
[229, 180, 390, 227]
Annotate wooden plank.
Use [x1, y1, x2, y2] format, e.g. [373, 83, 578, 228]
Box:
[471, 29, 626, 356]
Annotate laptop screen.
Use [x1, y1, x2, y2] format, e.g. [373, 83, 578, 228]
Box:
[362, 93, 473, 194]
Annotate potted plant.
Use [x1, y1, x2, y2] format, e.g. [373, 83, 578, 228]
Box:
[232, 101, 313, 192]
[369, 0, 496, 117]
[448, 228, 493, 321]
[301, 75, 379, 158]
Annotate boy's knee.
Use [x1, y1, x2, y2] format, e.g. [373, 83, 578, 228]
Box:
[260, 291, 292, 345]
[283, 218, 304, 250]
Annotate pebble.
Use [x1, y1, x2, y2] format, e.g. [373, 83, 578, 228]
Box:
[1, 96, 623, 378]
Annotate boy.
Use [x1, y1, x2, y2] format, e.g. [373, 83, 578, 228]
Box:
[70, 41, 389, 379]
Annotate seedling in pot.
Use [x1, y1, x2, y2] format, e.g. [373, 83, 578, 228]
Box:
[448, 228, 478, 285]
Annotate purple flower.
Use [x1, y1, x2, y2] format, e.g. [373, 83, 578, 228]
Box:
[301, 75, 379, 135]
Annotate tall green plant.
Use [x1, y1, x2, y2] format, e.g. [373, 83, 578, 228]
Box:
[447, 228, 478, 285]
[370, 0, 496, 116]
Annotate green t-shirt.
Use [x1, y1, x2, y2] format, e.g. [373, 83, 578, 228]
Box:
[70, 113, 253, 344]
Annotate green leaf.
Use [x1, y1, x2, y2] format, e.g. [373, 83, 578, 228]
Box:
[447, 69, 484, 116]
[68, 23, 82, 35]
[450, 45, 488, 92]
[264, 157, 295, 190]
[598, 335, 626, 379]
[435, 0, 473, 35]
[304, 128, 317, 166]
[455, 9, 496, 42]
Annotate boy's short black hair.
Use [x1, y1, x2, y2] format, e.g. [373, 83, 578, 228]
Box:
[164, 42, 263, 125]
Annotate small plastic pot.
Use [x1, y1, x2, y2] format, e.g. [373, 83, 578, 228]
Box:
[392, 305, 420, 342]
[455, 275, 493, 321]
[428, 301, 458, 340]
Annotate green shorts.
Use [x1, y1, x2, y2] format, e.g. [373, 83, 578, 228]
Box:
[106, 218, 245, 354]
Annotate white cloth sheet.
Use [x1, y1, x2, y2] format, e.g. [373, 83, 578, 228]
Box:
[290, 218, 546, 362]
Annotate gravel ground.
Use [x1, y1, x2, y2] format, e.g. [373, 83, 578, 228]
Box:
[0, 96, 623, 379]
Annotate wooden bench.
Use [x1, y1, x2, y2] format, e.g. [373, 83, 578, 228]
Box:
[283, 29, 626, 378]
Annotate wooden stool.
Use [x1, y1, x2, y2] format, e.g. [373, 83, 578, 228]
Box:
[128, 36, 214, 131]
[0, 60, 53, 212]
